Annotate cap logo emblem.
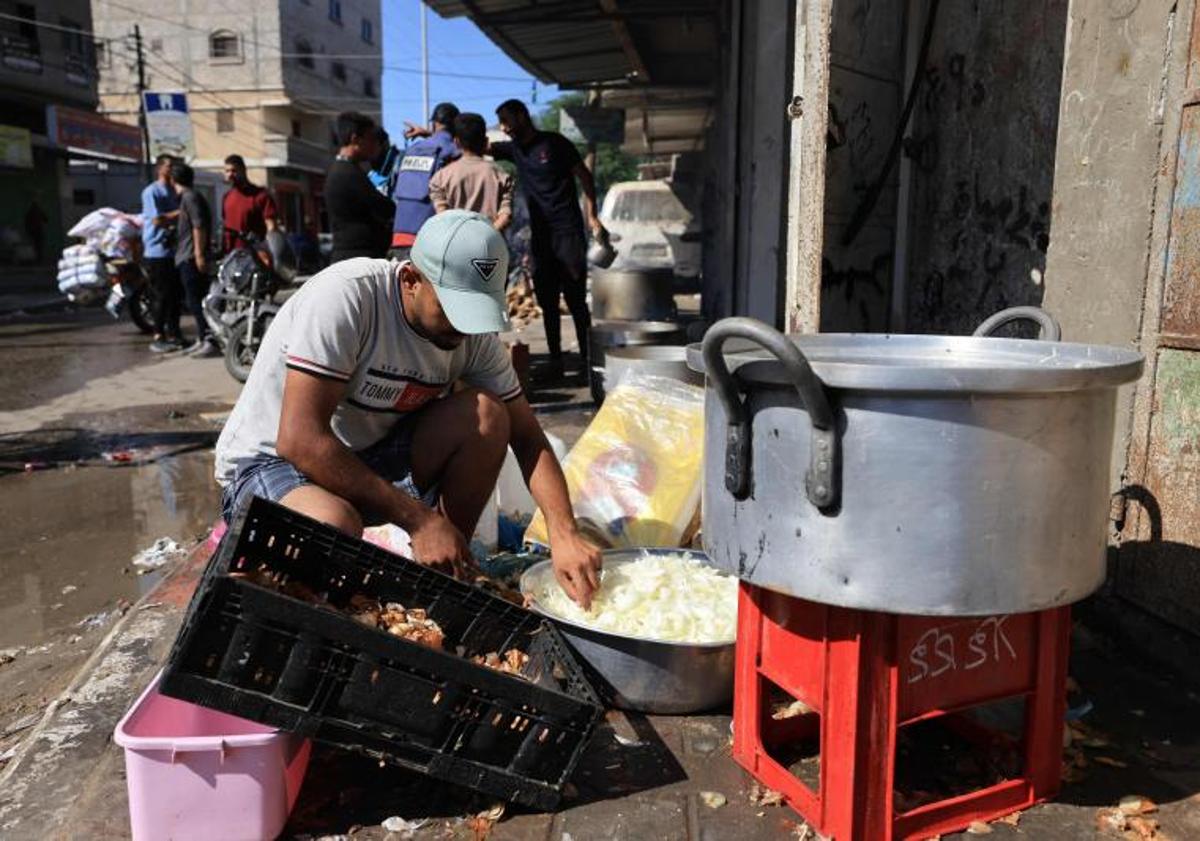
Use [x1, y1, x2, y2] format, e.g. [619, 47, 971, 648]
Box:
[471, 258, 499, 282]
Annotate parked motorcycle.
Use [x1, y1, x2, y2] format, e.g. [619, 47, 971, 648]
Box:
[203, 229, 297, 382]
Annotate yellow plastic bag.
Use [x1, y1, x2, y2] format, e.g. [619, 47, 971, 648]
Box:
[525, 372, 704, 549]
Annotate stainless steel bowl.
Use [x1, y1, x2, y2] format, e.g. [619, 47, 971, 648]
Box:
[519, 549, 735, 714]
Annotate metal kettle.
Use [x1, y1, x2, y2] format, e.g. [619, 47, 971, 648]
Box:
[587, 229, 617, 268]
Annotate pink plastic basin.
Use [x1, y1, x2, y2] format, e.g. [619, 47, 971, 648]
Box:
[114, 672, 311, 841]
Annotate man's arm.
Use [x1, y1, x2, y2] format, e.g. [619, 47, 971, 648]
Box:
[262, 192, 278, 232]
[276, 368, 473, 573]
[505, 395, 602, 607]
[493, 173, 513, 232]
[193, 224, 208, 272]
[571, 161, 604, 236]
[428, 172, 449, 213]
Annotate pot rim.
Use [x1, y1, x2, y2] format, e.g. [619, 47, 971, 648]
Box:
[686, 333, 1144, 393]
[518, 549, 736, 648]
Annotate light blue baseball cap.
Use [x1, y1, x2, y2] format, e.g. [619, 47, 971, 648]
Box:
[411, 210, 510, 334]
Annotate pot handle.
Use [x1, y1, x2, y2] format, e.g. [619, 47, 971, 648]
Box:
[701, 317, 838, 508]
[972, 306, 1062, 342]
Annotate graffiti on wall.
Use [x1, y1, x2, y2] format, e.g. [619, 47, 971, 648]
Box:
[905, 0, 1067, 335]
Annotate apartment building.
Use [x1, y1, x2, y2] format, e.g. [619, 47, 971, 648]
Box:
[0, 0, 104, 267]
[93, 0, 383, 235]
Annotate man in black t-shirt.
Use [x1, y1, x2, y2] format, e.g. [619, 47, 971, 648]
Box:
[325, 112, 395, 263]
[171, 162, 220, 357]
[490, 99, 607, 376]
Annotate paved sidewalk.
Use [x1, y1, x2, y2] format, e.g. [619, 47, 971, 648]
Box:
[4, 518, 1200, 840]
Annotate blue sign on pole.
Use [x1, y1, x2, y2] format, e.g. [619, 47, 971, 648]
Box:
[142, 91, 195, 160]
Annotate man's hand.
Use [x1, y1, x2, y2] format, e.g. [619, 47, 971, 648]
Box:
[404, 121, 432, 140]
[551, 527, 603, 609]
[409, 509, 475, 579]
[589, 218, 608, 242]
[195, 254, 208, 274]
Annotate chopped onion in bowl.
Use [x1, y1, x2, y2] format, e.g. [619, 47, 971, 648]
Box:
[531, 553, 738, 643]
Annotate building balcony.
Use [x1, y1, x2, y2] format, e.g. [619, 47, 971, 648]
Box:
[263, 133, 330, 174]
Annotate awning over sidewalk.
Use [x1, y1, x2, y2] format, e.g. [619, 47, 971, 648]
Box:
[428, 1, 718, 153]
[427, 1, 718, 88]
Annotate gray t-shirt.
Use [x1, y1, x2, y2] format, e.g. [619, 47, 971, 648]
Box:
[175, 188, 211, 266]
[214, 257, 523, 485]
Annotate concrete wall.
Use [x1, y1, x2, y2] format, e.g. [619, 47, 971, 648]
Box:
[904, 0, 1069, 335]
[1043, 0, 1175, 350]
[819, 0, 906, 332]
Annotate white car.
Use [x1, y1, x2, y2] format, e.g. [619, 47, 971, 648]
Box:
[599, 180, 700, 278]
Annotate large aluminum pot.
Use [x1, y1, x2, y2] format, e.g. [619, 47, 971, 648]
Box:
[590, 266, 677, 321]
[689, 309, 1144, 616]
[519, 550, 735, 714]
[588, 320, 686, 403]
[602, 345, 704, 399]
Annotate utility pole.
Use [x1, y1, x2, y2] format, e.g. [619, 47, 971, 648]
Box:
[419, 1, 429, 122]
[133, 24, 151, 179]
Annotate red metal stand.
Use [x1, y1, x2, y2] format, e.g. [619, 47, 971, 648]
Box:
[732, 583, 1071, 841]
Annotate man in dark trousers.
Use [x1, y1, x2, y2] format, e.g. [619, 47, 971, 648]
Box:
[171, 162, 220, 357]
[222, 154, 277, 252]
[490, 99, 608, 377]
[141, 154, 183, 353]
[390, 102, 460, 259]
[325, 112, 395, 263]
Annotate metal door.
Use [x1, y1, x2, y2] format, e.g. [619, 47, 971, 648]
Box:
[1117, 0, 1200, 633]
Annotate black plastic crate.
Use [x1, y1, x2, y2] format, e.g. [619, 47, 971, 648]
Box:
[160, 497, 603, 810]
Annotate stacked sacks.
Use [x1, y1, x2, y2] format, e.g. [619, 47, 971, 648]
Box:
[56, 243, 107, 299]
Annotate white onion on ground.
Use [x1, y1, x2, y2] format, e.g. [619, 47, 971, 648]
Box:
[531, 553, 737, 643]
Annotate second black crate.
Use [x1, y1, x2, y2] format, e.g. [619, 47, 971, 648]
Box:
[160, 497, 603, 810]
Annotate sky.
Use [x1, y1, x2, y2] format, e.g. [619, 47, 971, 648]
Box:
[381, 3, 561, 140]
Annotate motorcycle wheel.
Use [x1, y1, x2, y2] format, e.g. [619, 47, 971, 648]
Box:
[224, 311, 275, 383]
[127, 286, 158, 335]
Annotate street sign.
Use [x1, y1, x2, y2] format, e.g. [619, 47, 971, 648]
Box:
[560, 106, 625, 145]
[143, 92, 195, 160]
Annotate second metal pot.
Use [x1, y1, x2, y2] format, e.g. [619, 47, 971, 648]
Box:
[588, 320, 686, 403]
[590, 266, 678, 321]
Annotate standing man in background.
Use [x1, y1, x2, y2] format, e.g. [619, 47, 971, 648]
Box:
[222, 154, 277, 252]
[491, 99, 607, 378]
[428, 113, 513, 231]
[325, 112, 395, 263]
[390, 102, 460, 259]
[171, 162, 220, 358]
[141, 154, 184, 353]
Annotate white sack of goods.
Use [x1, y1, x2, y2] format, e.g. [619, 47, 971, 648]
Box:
[525, 372, 704, 549]
[530, 553, 737, 643]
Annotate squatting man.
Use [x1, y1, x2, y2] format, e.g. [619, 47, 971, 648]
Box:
[213, 211, 602, 606]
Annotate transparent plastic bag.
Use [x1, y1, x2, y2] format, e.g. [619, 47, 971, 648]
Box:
[525, 372, 704, 549]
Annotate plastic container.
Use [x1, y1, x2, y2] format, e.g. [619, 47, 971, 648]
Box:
[114, 671, 311, 841]
[160, 497, 603, 810]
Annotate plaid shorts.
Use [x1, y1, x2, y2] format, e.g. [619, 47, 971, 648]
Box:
[220, 414, 438, 524]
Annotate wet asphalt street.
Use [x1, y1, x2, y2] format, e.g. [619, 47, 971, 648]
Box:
[0, 306, 236, 730]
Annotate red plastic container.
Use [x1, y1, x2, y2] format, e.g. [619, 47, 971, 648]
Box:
[732, 583, 1070, 841]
